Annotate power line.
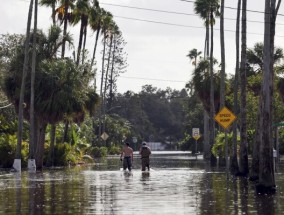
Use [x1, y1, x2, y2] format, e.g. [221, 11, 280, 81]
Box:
[113, 15, 284, 38]
[100, 2, 284, 26]
[180, 0, 284, 17]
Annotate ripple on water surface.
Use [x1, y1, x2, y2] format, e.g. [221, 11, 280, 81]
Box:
[82, 169, 204, 215]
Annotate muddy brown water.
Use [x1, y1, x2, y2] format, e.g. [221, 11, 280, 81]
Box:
[0, 152, 284, 215]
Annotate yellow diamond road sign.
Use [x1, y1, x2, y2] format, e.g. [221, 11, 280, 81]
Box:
[192, 128, 201, 140]
[214, 107, 237, 130]
[101, 132, 109, 141]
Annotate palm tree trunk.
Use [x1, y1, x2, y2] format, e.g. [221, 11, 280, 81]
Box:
[61, 0, 69, 58]
[81, 25, 87, 65]
[76, 18, 84, 65]
[250, 94, 262, 180]
[91, 26, 100, 69]
[108, 37, 117, 109]
[220, 0, 225, 108]
[35, 119, 47, 169]
[13, 0, 34, 172]
[203, 111, 210, 159]
[257, 0, 280, 193]
[209, 9, 216, 166]
[28, 0, 38, 172]
[91, 26, 101, 88]
[98, 33, 107, 138]
[52, 1, 56, 25]
[103, 34, 113, 112]
[46, 124, 56, 167]
[203, 16, 210, 160]
[218, 0, 226, 167]
[231, 0, 241, 175]
[239, 0, 249, 176]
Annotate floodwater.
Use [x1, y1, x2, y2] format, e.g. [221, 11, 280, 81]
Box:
[0, 152, 284, 215]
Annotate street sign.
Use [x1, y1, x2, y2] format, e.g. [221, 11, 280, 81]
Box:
[214, 107, 237, 130]
[192, 128, 200, 140]
[101, 132, 109, 141]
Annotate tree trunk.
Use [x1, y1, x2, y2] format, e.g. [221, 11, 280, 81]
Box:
[250, 95, 262, 181]
[90, 26, 101, 74]
[218, 0, 226, 167]
[35, 119, 47, 170]
[257, 0, 280, 194]
[203, 16, 210, 160]
[220, 0, 225, 109]
[108, 37, 117, 110]
[13, 0, 34, 172]
[61, 0, 69, 58]
[46, 124, 56, 167]
[81, 25, 87, 65]
[98, 33, 107, 138]
[209, 9, 217, 166]
[76, 18, 84, 65]
[203, 111, 210, 159]
[28, 0, 38, 172]
[239, 0, 249, 176]
[230, 0, 241, 175]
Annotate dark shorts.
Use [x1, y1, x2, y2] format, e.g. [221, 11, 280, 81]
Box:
[141, 157, 150, 171]
[123, 156, 132, 171]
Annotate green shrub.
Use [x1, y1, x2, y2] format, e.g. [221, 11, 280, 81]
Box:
[0, 134, 29, 168]
[90, 146, 108, 158]
[108, 145, 121, 155]
[47, 143, 80, 166]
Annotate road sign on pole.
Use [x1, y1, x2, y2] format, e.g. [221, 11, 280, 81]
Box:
[214, 107, 237, 130]
[101, 132, 109, 141]
[192, 128, 200, 140]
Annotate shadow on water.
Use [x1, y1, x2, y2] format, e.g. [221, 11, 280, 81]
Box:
[0, 152, 284, 214]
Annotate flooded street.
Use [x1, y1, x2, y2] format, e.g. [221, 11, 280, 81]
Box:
[1, 152, 284, 214]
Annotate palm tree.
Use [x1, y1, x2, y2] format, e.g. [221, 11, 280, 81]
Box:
[257, 0, 281, 194]
[192, 59, 220, 114]
[187, 48, 202, 69]
[218, 0, 227, 168]
[98, 11, 114, 138]
[13, 0, 34, 172]
[239, 0, 249, 176]
[72, 0, 91, 65]
[194, 0, 219, 165]
[39, 0, 57, 25]
[28, 0, 38, 172]
[40, 0, 75, 58]
[231, 0, 241, 175]
[89, 6, 105, 72]
[219, 0, 225, 110]
[247, 42, 283, 74]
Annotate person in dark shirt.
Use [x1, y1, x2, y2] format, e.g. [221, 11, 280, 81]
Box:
[139, 142, 151, 171]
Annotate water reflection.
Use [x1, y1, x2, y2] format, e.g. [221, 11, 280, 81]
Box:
[0, 154, 284, 214]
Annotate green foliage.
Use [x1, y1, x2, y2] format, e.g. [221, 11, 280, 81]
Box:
[108, 144, 121, 155]
[45, 143, 81, 166]
[212, 132, 240, 157]
[0, 134, 28, 168]
[0, 115, 17, 134]
[89, 146, 108, 158]
[178, 133, 193, 151]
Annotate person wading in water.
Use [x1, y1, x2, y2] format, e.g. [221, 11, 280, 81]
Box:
[120, 142, 134, 171]
[139, 142, 151, 171]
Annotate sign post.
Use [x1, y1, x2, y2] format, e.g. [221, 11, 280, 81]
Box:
[214, 107, 237, 178]
[192, 128, 200, 160]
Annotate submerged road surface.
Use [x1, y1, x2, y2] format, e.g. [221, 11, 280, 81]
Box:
[0, 152, 284, 214]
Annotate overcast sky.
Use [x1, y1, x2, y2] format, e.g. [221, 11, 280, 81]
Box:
[2, 0, 284, 93]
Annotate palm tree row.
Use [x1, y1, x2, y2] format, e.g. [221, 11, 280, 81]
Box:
[191, 0, 282, 193]
[6, 0, 127, 171]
